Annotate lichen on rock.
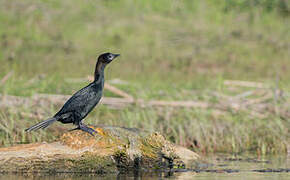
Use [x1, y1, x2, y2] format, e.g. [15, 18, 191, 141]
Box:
[0, 126, 199, 174]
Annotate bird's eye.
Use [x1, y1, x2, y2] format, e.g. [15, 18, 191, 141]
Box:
[108, 55, 113, 60]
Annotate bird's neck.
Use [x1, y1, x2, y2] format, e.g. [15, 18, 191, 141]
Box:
[94, 61, 106, 83]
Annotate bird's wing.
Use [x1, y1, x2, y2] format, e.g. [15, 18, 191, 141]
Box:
[55, 84, 101, 117]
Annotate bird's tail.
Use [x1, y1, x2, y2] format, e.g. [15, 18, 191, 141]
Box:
[25, 117, 58, 132]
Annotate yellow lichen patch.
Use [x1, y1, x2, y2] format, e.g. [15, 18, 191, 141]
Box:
[60, 130, 97, 149]
[140, 132, 167, 159]
[59, 127, 124, 151]
[139, 132, 178, 162]
[92, 127, 106, 136]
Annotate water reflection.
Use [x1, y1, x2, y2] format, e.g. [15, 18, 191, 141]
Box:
[1, 154, 289, 180]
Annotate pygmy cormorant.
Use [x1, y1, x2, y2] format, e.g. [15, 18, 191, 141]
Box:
[25, 52, 120, 135]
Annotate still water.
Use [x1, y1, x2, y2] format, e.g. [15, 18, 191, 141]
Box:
[1, 153, 289, 180]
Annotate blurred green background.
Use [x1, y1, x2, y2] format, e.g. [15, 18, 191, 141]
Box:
[0, 0, 289, 154]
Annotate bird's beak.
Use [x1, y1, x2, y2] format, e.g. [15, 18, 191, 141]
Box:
[113, 54, 120, 58]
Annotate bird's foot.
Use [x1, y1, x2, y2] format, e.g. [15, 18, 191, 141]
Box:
[68, 123, 97, 136]
[79, 123, 97, 136]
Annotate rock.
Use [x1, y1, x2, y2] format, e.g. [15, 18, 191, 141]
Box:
[0, 126, 199, 174]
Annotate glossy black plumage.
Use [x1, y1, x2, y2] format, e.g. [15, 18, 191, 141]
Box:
[25, 52, 120, 135]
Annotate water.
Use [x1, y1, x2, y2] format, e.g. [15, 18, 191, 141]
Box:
[1, 154, 289, 179]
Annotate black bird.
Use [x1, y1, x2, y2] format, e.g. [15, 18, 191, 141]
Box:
[25, 52, 120, 135]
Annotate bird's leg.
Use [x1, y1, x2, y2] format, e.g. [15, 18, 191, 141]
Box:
[67, 122, 97, 135]
[78, 122, 97, 136]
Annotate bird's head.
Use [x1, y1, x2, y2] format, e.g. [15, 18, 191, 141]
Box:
[98, 52, 120, 64]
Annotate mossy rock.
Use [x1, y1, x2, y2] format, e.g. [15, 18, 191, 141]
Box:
[0, 126, 199, 174]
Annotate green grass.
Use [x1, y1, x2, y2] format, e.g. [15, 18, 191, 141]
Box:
[0, 0, 289, 154]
